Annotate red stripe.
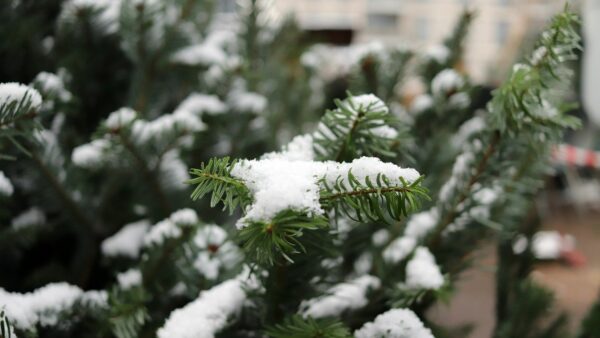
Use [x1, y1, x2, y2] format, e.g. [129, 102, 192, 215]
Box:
[566, 145, 577, 165]
[584, 149, 597, 167]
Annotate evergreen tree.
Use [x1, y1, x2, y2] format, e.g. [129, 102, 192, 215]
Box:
[0, 1, 597, 338]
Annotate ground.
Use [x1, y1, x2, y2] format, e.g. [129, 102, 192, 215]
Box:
[428, 201, 600, 338]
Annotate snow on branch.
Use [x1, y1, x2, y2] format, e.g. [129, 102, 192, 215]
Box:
[228, 156, 423, 228]
[143, 208, 199, 247]
[101, 220, 151, 259]
[156, 269, 258, 338]
[0, 83, 42, 126]
[354, 308, 435, 338]
[0, 283, 107, 331]
[192, 225, 242, 280]
[313, 94, 401, 161]
[300, 275, 380, 319]
[0, 171, 14, 197]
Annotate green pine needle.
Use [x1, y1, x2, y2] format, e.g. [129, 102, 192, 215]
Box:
[488, 8, 581, 133]
[319, 173, 429, 223]
[238, 210, 330, 266]
[0, 309, 14, 338]
[188, 157, 251, 214]
[314, 93, 402, 162]
[0, 92, 38, 127]
[266, 315, 352, 338]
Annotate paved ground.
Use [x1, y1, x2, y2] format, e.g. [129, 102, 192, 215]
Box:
[428, 205, 600, 338]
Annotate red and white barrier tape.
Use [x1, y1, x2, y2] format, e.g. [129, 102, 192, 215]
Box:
[552, 144, 600, 168]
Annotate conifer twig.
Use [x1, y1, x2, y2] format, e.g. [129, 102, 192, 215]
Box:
[118, 133, 173, 216]
[428, 130, 501, 248]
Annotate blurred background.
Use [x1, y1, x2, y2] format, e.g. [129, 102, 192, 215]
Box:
[0, 1, 598, 337]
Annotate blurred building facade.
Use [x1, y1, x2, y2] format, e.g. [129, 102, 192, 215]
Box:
[266, 0, 572, 83]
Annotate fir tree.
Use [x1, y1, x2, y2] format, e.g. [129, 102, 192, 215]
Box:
[0, 1, 597, 338]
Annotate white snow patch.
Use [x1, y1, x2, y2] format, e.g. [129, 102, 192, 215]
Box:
[143, 209, 199, 247]
[101, 220, 150, 258]
[33, 71, 72, 102]
[355, 308, 435, 338]
[0, 283, 106, 330]
[157, 270, 255, 338]
[175, 93, 227, 116]
[71, 138, 111, 168]
[262, 134, 315, 161]
[372, 229, 390, 247]
[105, 107, 137, 130]
[231, 157, 420, 228]
[404, 247, 444, 290]
[431, 69, 464, 97]
[300, 275, 381, 318]
[0, 82, 42, 112]
[410, 94, 433, 115]
[425, 44, 450, 64]
[452, 116, 485, 148]
[228, 90, 267, 113]
[531, 231, 575, 260]
[383, 237, 417, 264]
[117, 268, 142, 289]
[171, 43, 227, 66]
[11, 207, 46, 230]
[404, 208, 438, 240]
[193, 225, 242, 280]
[0, 171, 14, 197]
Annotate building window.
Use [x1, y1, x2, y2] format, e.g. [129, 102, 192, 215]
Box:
[368, 13, 398, 30]
[496, 21, 509, 45]
[217, 0, 236, 13]
[416, 17, 428, 40]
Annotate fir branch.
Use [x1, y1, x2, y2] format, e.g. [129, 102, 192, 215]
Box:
[428, 130, 500, 247]
[421, 9, 474, 82]
[0, 93, 38, 127]
[117, 132, 173, 216]
[238, 210, 329, 266]
[0, 309, 15, 338]
[429, 7, 580, 249]
[320, 173, 428, 223]
[30, 149, 98, 235]
[266, 315, 352, 338]
[442, 10, 474, 67]
[29, 149, 102, 286]
[141, 225, 195, 287]
[493, 280, 569, 338]
[188, 157, 251, 214]
[578, 297, 600, 338]
[314, 94, 400, 162]
[108, 287, 150, 338]
[487, 8, 581, 132]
